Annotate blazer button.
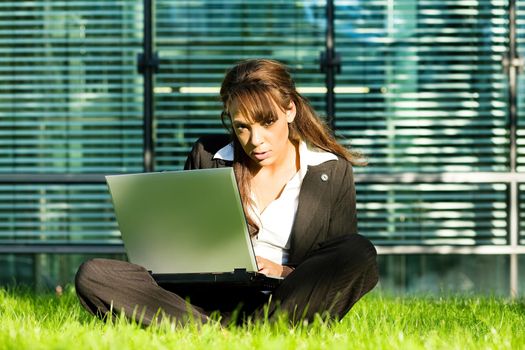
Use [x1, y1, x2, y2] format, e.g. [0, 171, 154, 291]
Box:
[321, 173, 329, 182]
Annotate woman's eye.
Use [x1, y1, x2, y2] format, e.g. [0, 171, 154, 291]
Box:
[262, 120, 275, 127]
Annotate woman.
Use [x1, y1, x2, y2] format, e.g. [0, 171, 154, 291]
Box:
[75, 59, 379, 326]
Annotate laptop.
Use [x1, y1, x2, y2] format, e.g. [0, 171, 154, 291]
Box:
[106, 168, 282, 291]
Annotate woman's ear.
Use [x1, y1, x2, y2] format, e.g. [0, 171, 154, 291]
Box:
[286, 101, 296, 123]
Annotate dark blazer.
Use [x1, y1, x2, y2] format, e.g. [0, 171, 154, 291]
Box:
[184, 134, 358, 267]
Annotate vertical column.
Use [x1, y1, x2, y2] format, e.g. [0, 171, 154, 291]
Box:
[321, 0, 340, 131]
[507, 0, 522, 298]
[138, 0, 158, 172]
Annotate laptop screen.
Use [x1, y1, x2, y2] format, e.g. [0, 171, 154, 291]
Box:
[106, 168, 258, 274]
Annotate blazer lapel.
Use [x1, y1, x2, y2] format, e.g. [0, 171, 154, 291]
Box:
[289, 162, 333, 263]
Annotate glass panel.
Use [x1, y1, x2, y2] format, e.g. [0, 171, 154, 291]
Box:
[518, 0, 525, 170]
[357, 183, 508, 245]
[0, 1, 143, 173]
[335, 0, 510, 173]
[0, 0, 520, 291]
[378, 254, 510, 295]
[0, 1, 139, 286]
[519, 184, 525, 244]
[0, 253, 126, 290]
[154, 0, 326, 170]
[0, 184, 120, 245]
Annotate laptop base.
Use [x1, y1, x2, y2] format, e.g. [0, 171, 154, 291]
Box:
[151, 268, 282, 292]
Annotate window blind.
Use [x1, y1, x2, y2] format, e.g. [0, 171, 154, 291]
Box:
[357, 183, 508, 245]
[517, 0, 524, 244]
[335, 0, 512, 245]
[0, 1, 141, 247]
[0, 1, 143, 173]
[0, 0, 521, 252]
[335, 0, 510, 173]
[0, 184, 119, 245]
[518, 1, 525, 172]
[154, 0, 326, 170]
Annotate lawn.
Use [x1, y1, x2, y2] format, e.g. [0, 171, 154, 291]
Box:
[0, 286, 524, 350]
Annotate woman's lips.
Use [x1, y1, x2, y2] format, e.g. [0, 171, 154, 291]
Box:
[252, 151, 270, 161]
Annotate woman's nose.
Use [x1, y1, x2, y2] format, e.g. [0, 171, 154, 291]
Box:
[250, 127, 264, 146]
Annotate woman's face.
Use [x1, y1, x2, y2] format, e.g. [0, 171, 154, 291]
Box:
[231, 101, 296, 168]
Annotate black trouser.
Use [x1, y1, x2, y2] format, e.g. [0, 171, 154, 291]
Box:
[75, 234, 379, 326]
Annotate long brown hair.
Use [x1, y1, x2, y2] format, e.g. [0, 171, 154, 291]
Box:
[219, 59, 365, 235]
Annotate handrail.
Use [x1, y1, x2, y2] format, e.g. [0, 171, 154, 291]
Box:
[2, 172, 525, 184]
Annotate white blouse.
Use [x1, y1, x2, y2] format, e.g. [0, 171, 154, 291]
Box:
[213, 141, 337, 265]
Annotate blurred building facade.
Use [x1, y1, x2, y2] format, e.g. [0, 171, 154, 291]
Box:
[1, 0, 525, 295]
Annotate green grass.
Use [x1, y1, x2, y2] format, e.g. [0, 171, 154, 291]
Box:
[0, 286, 524, 350]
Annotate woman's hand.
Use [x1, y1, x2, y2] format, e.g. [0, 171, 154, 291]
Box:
[256, 256, 294, 278]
